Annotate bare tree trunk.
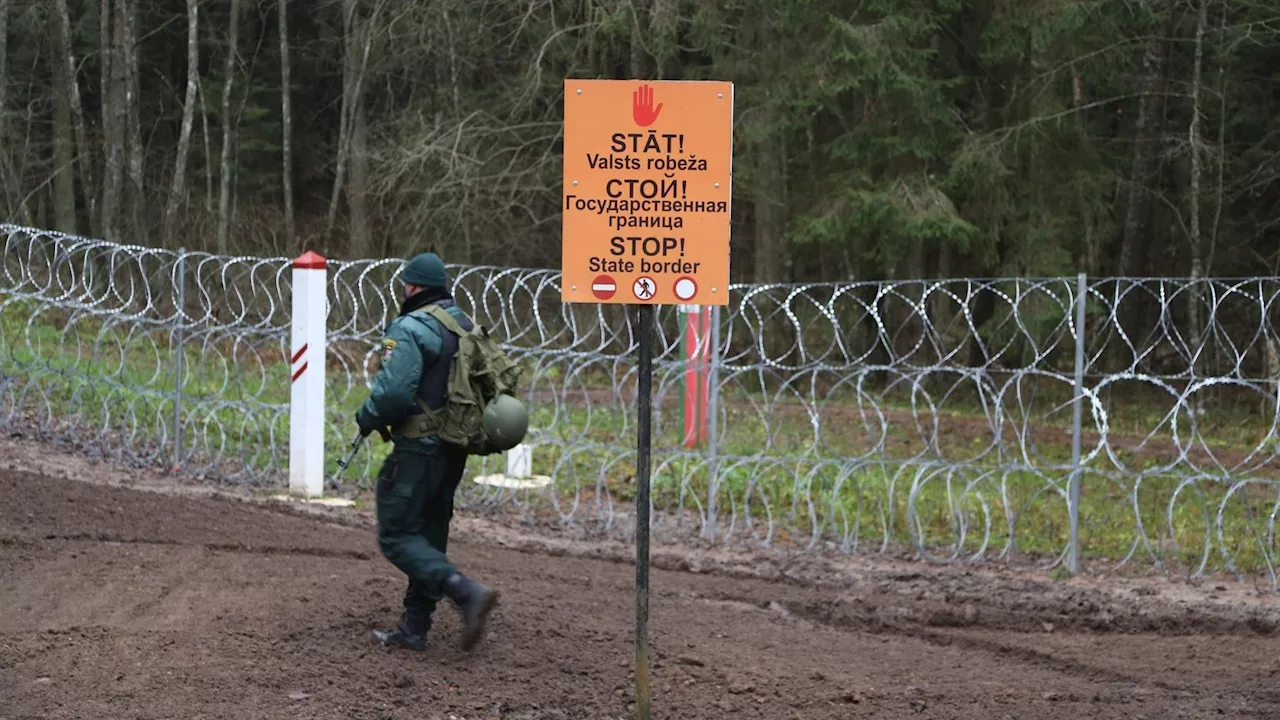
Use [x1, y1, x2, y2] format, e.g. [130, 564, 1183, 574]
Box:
[1069, 73, 1098, 274]
[5, 96, 37, 224]
[1187, 0, 1207, 287]
[0, 0, 12, 214]
[326, 0, 357, 237]
[649, 0, 677, 78]
[752, 130, 785, 283]
[0, 0, 6, 140]
[163, 0, 199, 245]
[52, 42, 78, 233]
[278, 0, 295, 247]
[327, 0, 376, 251]
[1117, 0, 1168, 277]
[1208, 2, 1227, 277]
[101, 0, 128, 243]
[1186, 0, 1208, 390]
[629, 0, 647, 79]
[199, 77, 213, 212]
[100, 0, 111, 118]
[100, 0, 112, 228]
[751, 14, 786, 284]
[122, 0, 145, 242]
[348, 94, 370, 257]
[217, 0, 243, 254]
[442, 8, 461, 117]
[55, 0, 98, 234]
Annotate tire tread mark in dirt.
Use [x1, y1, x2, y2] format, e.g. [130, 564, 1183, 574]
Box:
[697, 590, 1219, 698]
[125, 581, 176, 622]
[0, 531, 373, 560]
[790, 598, 1280, 705]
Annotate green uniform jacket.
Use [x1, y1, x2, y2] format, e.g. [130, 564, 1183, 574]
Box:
[356, 301, 471, 455]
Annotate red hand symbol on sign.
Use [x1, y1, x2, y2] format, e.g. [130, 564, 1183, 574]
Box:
[632, 84, 663, 127]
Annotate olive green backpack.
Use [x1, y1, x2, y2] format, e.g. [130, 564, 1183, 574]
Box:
[402, 305, 523, 455]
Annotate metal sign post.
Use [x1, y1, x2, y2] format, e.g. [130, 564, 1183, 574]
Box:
[560, 78, 733, 720]
[634, 303, 655, 720]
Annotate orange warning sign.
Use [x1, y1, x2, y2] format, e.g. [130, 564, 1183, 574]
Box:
[561, 79, 733, 306]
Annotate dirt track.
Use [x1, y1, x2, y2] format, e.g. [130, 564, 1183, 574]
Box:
[5, 455, 1280, 719]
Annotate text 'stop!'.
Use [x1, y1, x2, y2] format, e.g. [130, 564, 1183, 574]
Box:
[561, 79, 734, 307]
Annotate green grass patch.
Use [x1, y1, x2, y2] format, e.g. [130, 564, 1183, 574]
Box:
[3, 296, 1279, 576]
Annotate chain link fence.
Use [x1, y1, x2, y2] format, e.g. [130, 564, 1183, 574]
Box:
[3, 223, 1280, 582]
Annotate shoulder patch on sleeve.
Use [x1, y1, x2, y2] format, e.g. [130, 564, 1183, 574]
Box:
[381, 337, 398, 364]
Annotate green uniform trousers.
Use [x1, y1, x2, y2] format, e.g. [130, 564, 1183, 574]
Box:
[375, 441, 469, 623]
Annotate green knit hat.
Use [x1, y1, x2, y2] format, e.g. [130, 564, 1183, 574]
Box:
[402, 252, 448, 289]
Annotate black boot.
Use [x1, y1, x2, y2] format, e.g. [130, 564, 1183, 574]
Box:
[443, 573, 500, 651]
[372, 608, 429, 652]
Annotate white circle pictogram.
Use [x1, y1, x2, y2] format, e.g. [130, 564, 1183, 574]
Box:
[673, 276, 697, 302]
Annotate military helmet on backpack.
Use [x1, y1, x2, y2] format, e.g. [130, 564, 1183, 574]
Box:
[482, 394, 528, 451]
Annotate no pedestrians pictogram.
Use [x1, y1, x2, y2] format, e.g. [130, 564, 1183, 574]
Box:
[633, 276, 656, 301]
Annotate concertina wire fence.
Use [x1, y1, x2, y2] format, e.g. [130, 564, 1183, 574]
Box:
[2, 223, 1280, 583]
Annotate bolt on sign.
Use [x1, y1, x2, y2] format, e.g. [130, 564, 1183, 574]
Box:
[561, 80, 733, 306]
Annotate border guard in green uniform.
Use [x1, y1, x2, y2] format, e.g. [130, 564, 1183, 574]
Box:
[356, 251, 527, 653]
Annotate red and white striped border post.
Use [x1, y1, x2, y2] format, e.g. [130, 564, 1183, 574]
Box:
[678, 304, 711, 448]
[289, 250, 327, 497]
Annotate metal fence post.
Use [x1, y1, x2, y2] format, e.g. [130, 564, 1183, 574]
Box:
[703, 303, 722, 541]
[172, 248, 186, 471]
[1067, 272, 1087, 573]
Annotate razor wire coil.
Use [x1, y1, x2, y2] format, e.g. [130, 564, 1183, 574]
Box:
[3, 223, 1280, 584]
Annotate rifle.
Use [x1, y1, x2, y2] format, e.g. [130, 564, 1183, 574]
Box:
[330, 431, 366, 488]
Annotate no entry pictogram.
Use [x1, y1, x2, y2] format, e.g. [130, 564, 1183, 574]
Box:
[561, 79, 733, 306]
[591, 274, 617, 300]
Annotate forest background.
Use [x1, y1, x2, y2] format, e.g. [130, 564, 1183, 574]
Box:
[1, 0, 1278, 284]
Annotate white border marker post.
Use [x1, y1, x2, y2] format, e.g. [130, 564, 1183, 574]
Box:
[289, 251, 327, 497]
